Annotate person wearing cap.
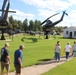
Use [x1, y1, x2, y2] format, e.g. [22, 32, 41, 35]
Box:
[64, 42, 72, 61]
[0, 43, 10, 75]
[14, 44, 24, 75]
[54, 43, 61, 62]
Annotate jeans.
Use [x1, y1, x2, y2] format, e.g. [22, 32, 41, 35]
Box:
[66, 52, 70, 59]
[55, 52, 60, 60]
[73, 51, 76, 57]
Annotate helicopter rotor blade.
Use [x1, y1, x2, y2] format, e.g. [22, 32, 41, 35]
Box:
[2, 0, 7, 16]
[41, 13, 59, 25]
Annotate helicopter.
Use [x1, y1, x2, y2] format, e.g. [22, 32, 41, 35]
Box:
[41, 11, 68, 39]
[0, 0, 16, 40]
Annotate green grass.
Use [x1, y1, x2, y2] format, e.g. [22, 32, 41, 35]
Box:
[41, 58, 76, 75]
[0, 34, 75, 73]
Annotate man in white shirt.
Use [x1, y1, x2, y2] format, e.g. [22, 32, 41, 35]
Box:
[64, 42, 71, 61]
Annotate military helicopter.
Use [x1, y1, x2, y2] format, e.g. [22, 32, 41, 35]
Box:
[41, 11, 68, 39]
[0, 0, 16, 40]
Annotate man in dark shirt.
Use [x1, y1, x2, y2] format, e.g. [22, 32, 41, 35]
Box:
[1, 43, 10, 75]
[14, 44, 24, 75]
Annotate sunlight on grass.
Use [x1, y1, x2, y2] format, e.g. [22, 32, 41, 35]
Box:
[0, 34, 75, 74]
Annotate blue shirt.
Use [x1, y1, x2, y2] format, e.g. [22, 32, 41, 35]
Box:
[14, 49, 23, 65]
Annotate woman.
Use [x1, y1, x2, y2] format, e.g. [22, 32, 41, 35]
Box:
[54, 43, 61, 62]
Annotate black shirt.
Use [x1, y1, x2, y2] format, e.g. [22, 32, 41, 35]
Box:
[1, 47, 9, 62]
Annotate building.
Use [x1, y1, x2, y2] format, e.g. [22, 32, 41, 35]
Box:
[63, 26, 76, 38]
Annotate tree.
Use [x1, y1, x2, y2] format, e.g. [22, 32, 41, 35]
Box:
[23, 19, 28, 32]
[9, 16, 14, 30]
[37, 20, 42, 31]
[28, 20, 34, 31]
[13, 20, 19, 30]
[34, 20, 42, 32]
[17, 20, 23, 30]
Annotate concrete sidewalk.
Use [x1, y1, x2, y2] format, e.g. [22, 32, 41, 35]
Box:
[9, 56, 73, 75]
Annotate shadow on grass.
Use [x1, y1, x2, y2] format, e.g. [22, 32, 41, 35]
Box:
[57, 36, 76, 40]
[38, 58, 52, 61]
[36, 57, 67, 65]
[21, 37, 38, 43]
[35, 58, 56, 65]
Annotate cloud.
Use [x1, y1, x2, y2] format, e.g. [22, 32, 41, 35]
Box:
[21, 0, 71, 11]
[38, 8, 76, 27]
[20, 0, 72, 23]
[21, 0, 47, 8]
[68, 0, 76, 5]
[9, 0, 76, 27]
[8, 9, 35, 22]
[67, 10, 76, 26]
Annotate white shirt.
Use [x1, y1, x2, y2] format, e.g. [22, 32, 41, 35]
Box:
[65, 45, 71, 52]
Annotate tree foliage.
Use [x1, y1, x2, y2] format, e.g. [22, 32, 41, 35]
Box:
[23, 19, 28, 32]
[8, 15, 67, 33]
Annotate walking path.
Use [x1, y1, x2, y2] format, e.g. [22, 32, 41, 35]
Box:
[9, 56, 73, 75]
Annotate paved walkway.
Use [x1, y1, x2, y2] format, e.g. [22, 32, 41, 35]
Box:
[9, 56, 73, 75]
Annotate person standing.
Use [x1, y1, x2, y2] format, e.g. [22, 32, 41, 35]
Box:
[55, 41, 60, 46]
[14, 44, 24, 75]
[53, 41, 60, 59]
[53, 30, 56, 39]
[1, 43, 10, 75]
[64, 42, 72, 61]
[54, 43, 61, 62]
[72, 41, 76, 57]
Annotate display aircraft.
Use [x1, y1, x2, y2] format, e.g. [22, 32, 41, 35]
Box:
[0, 0, 16, 40]
[41, 11, 68, 39]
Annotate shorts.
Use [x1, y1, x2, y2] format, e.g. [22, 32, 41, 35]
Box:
[14, 64, 21, 74]
[1, 62, 10, 71]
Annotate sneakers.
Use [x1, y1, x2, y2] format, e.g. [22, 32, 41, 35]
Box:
[56, 59, 60, 62]
[66, 59, 68, 61]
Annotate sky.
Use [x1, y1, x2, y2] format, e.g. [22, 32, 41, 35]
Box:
[0, 0, 76, 27]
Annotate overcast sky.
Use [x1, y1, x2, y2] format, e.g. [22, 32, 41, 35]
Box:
[0, 0, 76, 27]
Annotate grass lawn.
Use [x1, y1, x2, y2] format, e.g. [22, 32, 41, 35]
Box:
[41, 58, 76, 75]
[0, 34, 75, 73]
